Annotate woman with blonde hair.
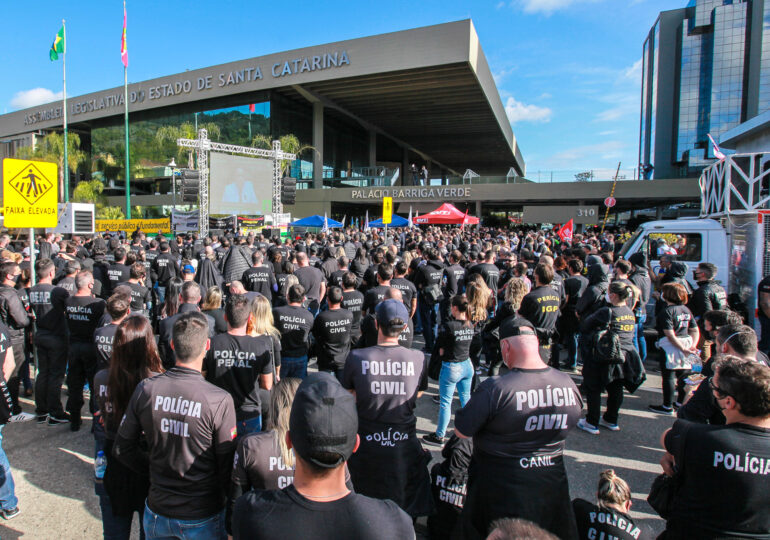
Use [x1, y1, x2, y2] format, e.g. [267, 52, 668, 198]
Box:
[572, 470, 641, 540]
[227, 377, 301, 531]
[483, 278, 530, 376]
[247, 295, 282, 380]
[201, 286, 226, 334]
[465, 275, 493, 388]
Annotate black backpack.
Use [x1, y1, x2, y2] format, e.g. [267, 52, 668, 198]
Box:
[592, 308, 625, 365]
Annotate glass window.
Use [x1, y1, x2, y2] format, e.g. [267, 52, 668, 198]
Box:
[648, 233, 702, 262]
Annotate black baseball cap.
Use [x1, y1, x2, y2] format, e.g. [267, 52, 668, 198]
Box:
[499, 318, 536, 340]
[289, 372, 358, 469]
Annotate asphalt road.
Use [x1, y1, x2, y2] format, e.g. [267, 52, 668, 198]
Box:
[0, 345, 672, 539]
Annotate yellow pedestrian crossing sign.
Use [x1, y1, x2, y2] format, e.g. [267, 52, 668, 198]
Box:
[383, 196, 393, 225]
[3, 158, 58, 228]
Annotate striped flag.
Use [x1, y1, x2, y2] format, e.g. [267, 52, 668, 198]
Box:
[707, 133, 725, 161]
[121, 2, 128, 67]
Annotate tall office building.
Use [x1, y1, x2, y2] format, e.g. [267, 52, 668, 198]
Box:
[639, 0, 770, 178]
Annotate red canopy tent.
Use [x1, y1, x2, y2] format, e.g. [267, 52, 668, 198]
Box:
[414, 203, 479, 225]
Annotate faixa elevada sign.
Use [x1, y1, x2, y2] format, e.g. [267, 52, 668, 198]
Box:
[23, 50, 351, 126]
[351, 186, 472, 200]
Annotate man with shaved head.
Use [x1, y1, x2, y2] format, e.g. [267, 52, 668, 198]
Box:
[455, 318, 583, 540]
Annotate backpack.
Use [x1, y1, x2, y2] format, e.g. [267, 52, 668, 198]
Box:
[592, 308, 625, 365]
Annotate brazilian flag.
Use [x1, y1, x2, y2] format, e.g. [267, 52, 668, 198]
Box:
[50, 26, 64, 61]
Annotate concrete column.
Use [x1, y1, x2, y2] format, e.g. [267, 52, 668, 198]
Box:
[475, 200, 482, 232]
[368, 131, 376, 169]
[656, 206, 664, 220]
[402, 147, 409, 187]
[312, 102, 324, 189]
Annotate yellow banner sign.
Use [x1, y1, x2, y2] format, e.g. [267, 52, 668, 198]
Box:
[383, 196, 393, 225]
[95, 218, 171, 234]
[2, 158, 59, 228]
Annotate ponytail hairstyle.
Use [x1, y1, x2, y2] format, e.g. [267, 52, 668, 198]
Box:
[608, 281, 632, 301]
[451, 294, 471, 325]
[267, 377, 302, 470]
[596, 469, 631, 509]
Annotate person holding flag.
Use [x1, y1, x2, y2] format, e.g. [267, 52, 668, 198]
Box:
[558, 219, 574, 244]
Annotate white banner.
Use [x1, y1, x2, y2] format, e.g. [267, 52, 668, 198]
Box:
[171, 209, 199, 232]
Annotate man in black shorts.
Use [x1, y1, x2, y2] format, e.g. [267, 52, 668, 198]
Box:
[231, 373, 413, 539]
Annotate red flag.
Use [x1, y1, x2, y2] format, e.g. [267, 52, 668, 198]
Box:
[249, 103, 255, 113]
[558, 219, 573, 242]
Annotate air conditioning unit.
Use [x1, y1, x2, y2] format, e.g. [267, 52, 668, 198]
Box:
[47, 202, 95, 234]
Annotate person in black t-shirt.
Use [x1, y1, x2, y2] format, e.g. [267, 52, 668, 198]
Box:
[519, 263, 561, 364]
[341, 272, 364, 337]
[57, 260, 80, 294]
[577, 281, 640, 435]
[65, 270, 106, 431]
[424, 295, 475, 447]
[293, 253, 326, 315]
[231, 373, 413, 540]
[240, 251, 277, 303]
[227, 377, 301, 534]
[115, 311, 237, 539]
[204, 294, 274, 437]
[312, 286, 353, 380]
[428, 434, 473, 540]
[106, 247, 131, 296]
[554, 259, 588, 371]
[362, 263, 393, 315]
[391, 261, 418, 320]
[649, 283, 699, 415]
[93, 290, 131, 371]
[356, 288, 415, 349]
[29, 258, 70, 424]
[757, 273, 770, 356]
[272, 284, 314, 380]
[118, 263, 152, 318]
[659, 359, 770, 539]
[454, 320, 582, 540]
[342, 299, 433, 519]
[572, 470, 642, 540]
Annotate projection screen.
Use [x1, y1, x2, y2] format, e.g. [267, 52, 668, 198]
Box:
[209, 152, 273, 215]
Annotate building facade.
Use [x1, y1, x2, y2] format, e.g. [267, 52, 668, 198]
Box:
[640, 0, 770, 179]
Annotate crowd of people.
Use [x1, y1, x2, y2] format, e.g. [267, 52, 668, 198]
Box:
[0, 224, 765, 540]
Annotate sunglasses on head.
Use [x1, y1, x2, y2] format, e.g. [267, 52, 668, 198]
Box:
[708, 376, 731, 398]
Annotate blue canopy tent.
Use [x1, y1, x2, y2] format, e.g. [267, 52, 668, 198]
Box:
[367, 214, 409, 228]
[289, 215, 344, 228]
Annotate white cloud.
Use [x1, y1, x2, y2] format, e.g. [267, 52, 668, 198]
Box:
[10, 88, 63, 110]
[518, 0, 602, 15]
[493, 67, 517, 84]
[622, 58, 642, 82]
[505, 96, 552, 124]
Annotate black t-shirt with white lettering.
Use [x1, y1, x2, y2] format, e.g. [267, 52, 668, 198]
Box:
[358, 315, 414, 349]
[454, 367, 583, 459]
[572, 499, 642, 540]
[468, 262, 500, 291]
[341, 345, 428, 426]
[232, 484, 414, 540]
[118, 281, 152, 313]
[656, 304, 697, 338]
[341, 290, 364, 333]
[107, 263, 131, 293]
[204, 333, 273, 421]
[363, 285, 390, 314]
[579, 305, 636, 348]
[436, 319, 474, 363]
[93, 368, 113, 436]
[241, 266, 277, 302]
[232, 429, 294, 493]
[312, 308, 353, 371]
[428, 435, 473, 539]
[94, 323, 119, 370]
[665, 420, 770, 538]
[65, 295, 106, 342]
[29, 283, 68, 337]
[114, 367, 237, 520]
[272, 305, 314, 357]
[390, 277, 417, 312]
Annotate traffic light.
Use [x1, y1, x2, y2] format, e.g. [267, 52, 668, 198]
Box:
[281, 177, 297, 205]
[181, 169, 200, 203]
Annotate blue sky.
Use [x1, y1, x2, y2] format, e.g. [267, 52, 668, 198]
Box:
[0, 0, 676, 178]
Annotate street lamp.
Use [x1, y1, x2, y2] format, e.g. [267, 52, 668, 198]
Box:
[168, 158, 177, 209]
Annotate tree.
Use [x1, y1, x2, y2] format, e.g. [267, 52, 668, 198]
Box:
[98, 205, 125, 220]
[16, 132, 87, 200]
[251, 133, 315, 175]
[155, 122, 221, 168]
[575, 171, 594, 182]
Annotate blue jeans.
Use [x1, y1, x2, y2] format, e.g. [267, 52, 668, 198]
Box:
[566, 332, 579, 369]
[0, 426, 17, 512]
[236, 416, 262, 440]
[155, 285, 166, 306]
[280, 355, 308, 380]
[436, 360, 473, 438]
[419, 299, 439, 351]
[634, 313, 648, 363]
[143, 503, 225, 540]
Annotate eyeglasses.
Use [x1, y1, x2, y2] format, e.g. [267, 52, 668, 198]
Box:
[708, 376, 731, 398]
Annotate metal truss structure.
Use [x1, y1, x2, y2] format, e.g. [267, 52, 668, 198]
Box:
[177, 129, 296, 237]
[699, 152, 770, 217]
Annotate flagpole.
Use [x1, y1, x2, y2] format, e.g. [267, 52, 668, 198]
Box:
[123, 0, 131, 219]
[62, 19, 69, 202]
